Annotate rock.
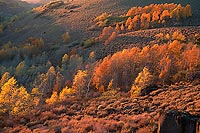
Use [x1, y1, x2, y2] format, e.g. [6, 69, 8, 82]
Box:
[157, 110, 199, 133]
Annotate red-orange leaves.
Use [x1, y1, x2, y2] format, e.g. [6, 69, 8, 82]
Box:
[93, 42, 200, 91]
[99, 26, 118, 45]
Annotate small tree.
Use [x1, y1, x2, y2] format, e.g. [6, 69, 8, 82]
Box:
[130, 67, 154, 97]
[105, 31, 117, 45]
[15, 61, 27, 78]
[0, 77, 31, 116]
[59, 86, 74, 101]
[115, 23, 120, 32]
[72, 70, 88, 97]
[62, 32, 70, 43]
[107, 79, 114, 90]
[135, 67, 154, 88]
[31, 88, 41, 107]
[120, 24, 125, 31]
[45, 91, 59, 104]
[0, 72, 10, 88]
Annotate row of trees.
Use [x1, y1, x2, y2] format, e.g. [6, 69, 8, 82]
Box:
[92, 40, 200, 92]
[124, 3, 192, 30]
[94, 3, 192, 31]
[1, 40, 199, 116]
[0, 77, 40, 116]
[0, 69, 89, 115]
[0, 38, 44, 61]
[127, 3, 192, 18]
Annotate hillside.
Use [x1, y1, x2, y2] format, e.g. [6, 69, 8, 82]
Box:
[0, 0, 200, 132]
[1, 0, 200, 44]
[0, 0, 33, 22]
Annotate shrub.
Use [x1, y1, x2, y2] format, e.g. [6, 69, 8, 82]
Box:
[130, 67, 154, 97]
[72, 70, 88, 97]
[62, 32, 70, 43]
[45, 91, 59, 104]
[172, 31, 186, 41]
[99, 26, 118, 45]
[59, 87, 75, 101]
[82, 37, 97, 48]
[94, 12, 111, 27]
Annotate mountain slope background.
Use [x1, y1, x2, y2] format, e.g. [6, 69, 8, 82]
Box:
[1, 0, 200, 45]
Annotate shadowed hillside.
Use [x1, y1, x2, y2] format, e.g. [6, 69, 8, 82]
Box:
[0, 0, 33, 22]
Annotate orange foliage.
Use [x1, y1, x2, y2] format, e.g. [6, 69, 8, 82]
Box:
[152, 11, 160, 22]
[105, 32, 118, 45]
[125, 3, 192, 30]
[120, 24, 125, 31]
[115, 23, 120, 32]
[93, 42, 200, 91]
[99, 26, 118, 45]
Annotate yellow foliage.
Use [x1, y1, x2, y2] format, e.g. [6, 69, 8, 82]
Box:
[152, 11, 160, 22]
[94, 12, 110, 22]
[99, 85, 105, 92]
[125, 3, 192, 30]
[31, 88, 41, 106]
[130, 85, 141, 98]
[128, 22, 133, 30]
[105, 31, 117, 45]
[72, 70, 88, 96]
[160, 10, 170, 21]
[59, 87, 75, 101]
[107, 79, 114, 90]
[94, 12, 111, 27]
[185, 4, 192, 17]
[46, 91, 59, 104]
[130, 67, 154, 97]
[135, 67, 154, 87]
[0, 77, 31, 115]
[31, 88, 40, 95]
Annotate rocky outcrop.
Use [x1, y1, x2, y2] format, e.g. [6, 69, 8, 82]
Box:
[158, 110, 200, 133]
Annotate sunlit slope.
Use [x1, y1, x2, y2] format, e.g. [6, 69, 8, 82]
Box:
[0, 0, 199, 45]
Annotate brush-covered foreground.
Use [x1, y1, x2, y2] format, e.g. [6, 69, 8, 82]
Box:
[1, 83, 200, 132]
